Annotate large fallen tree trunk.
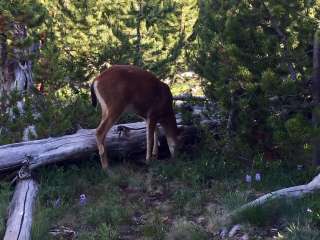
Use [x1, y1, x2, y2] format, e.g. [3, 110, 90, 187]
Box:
[0, 119, 205, 173]
[0, 122, 152, 172]
[4, 179, 38, 240]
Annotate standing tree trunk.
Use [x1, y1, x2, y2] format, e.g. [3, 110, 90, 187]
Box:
[312, 29, 320, 165]
[0, 32, 6, 94]
[0, 19, 34, 97]
[0, 20, 13, 96]
[0, 17, 40, 141]
[11, 23, 34, 93]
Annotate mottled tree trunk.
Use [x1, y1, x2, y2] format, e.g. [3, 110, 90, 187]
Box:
[0, 19, 38, 142]
[0, 30, 13, 95]
[0, 21, 34, 97]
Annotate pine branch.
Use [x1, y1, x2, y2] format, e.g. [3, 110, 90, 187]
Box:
[260, 0, 297, 81]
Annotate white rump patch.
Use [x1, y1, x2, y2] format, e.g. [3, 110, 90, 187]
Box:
[94, 81, 108, 115]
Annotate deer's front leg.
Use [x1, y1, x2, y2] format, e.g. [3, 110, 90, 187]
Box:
[152, 126, 159, 158]
[146, 119, 156, 164]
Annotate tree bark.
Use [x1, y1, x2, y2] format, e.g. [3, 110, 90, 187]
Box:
[11, 23, 34, 92]
[4, 179, 39, 240]
[0, 21, 34, 96]
[0, 25, 12, 95]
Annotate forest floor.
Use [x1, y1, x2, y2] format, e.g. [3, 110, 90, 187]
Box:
[1, 154, 320, 240]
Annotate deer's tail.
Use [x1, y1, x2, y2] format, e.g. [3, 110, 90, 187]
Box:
[90, 82, 97, 107]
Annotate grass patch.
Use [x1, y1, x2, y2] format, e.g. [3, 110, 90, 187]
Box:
[166, 220, 209, 240]
[152, 152, 241, 188]
[283, 221, 320, 240]
[28, 157, 221, 239]
[0, 149, 319, 239]
[96, 223, 119, 240]
[0, 183, 11, 237]
[85, 191, 128, 227]
[233, 194, 320, 228]
[141, 212, 168, 239]
[32, 207, 55, 240]
[221, 190, 250, 211]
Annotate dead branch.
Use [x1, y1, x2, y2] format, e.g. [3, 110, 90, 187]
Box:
[4, 179, 39, 240]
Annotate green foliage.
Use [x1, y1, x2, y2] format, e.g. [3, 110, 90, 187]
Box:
[31, 206, 54, 240]
[0, 0, 198, 144]
[96, 223, 118, 240]
[191, 0, 319, 166]
[0, 88, 100, 144]
[2, 1, 320, 239]
[221, 190, 249, 211]
[0, 1, 48, 32]
[0, 0, 319, 173]
[85, 192, 127, 226]
[0, 183, 11, 238]
[153, 153, 234, 187]
[141, 213, 167, 239]
[32, 162, 128, 239]
[232, 193, 320, 231]
[172, 188, 197, 214]
[234, 199, 290, 226]
[166, 221, 209, 240]
[36, 0, 197, 85]
[284, 222, 320, 240]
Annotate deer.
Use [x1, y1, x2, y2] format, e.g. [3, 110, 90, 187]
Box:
[90, 65, 180, 169]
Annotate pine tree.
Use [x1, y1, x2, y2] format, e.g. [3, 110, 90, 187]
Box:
[192, 0, 320, 165]
[38, 0, 197, 86]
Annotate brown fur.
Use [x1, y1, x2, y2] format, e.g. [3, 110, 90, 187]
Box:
[92, 65, 179, 169]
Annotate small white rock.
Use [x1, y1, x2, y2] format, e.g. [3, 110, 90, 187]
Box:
[196, 216, 206, 225]
[219, 227, 228, 238]
[240, 233, 249, 240]
[245, 175, 252, 183]
[228, 224, 241, 237]
[79, 194, 87, 206]
[255, 173, 261, 182]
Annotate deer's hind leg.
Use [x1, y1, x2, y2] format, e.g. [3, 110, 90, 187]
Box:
[96, 106, 124, 169]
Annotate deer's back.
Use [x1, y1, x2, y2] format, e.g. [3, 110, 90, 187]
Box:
[95, 65, 173, 119]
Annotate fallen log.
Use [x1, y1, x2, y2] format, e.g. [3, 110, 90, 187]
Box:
[4, 179, 39, 240]
[231, 173, 320, 218]
[173, 95, 207, 101]
[0, 119, 208, 173]
[0, 121, 151, 172]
